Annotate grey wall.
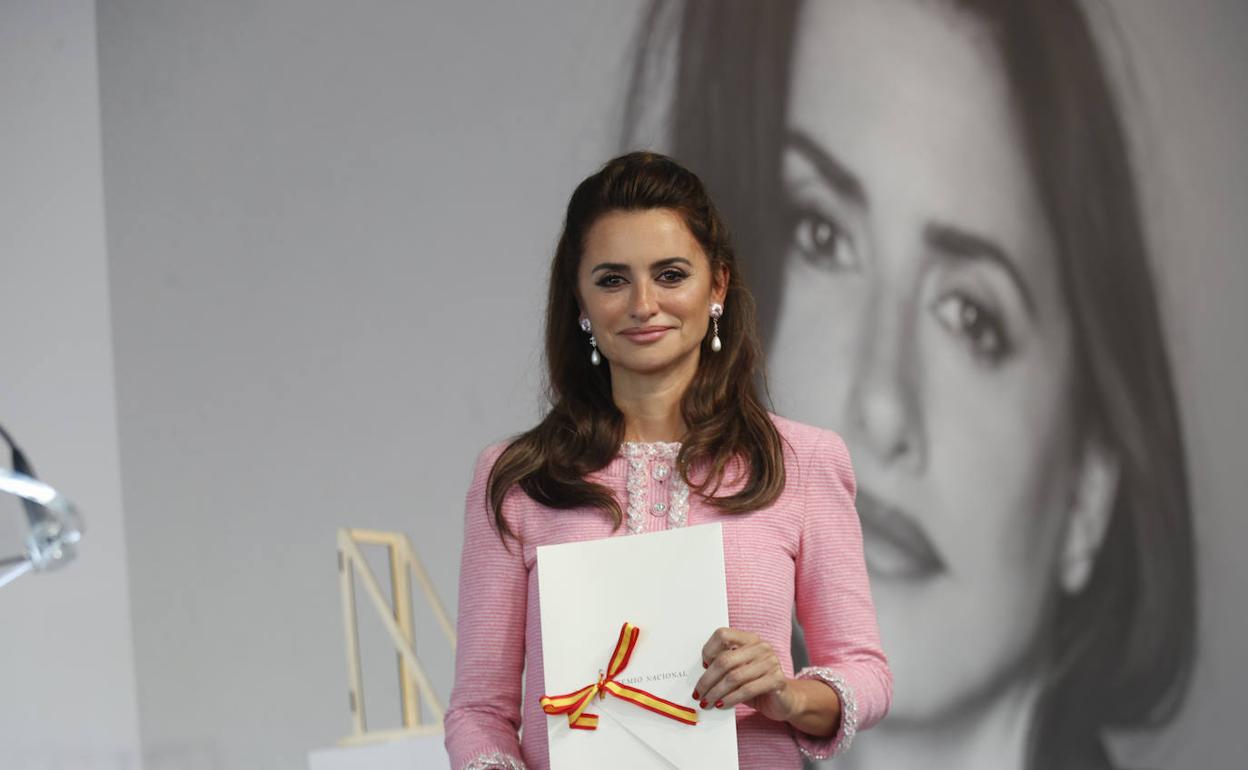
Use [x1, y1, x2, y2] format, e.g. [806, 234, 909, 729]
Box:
[0, 1, 141, 768]
[97, 1, 644, 768]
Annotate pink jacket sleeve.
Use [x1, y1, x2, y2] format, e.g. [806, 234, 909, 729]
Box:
[792, 428, 893, 760]
[443, 443, 530, 770]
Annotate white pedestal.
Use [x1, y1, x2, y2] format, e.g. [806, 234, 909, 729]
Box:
[308, 735, 451, 770]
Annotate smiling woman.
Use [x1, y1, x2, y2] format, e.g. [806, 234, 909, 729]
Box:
[625, 1, 1196, 769]
[443, 152, 892, 769]
[578, 209, 726, 379]
[487, 152, 787, 537]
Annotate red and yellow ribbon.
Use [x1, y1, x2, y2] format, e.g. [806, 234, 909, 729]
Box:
[540, 622, 699, 731]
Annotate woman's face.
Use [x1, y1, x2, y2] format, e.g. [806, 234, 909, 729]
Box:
[769, 0, 1081, 721]
[577, 208, 726, 381]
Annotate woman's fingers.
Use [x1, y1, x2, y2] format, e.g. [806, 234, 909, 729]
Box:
[693, 638, 778, 708]
[699, 626, 757, 669]
[700, 651, 780, 708]
[716, 667, 788, 711]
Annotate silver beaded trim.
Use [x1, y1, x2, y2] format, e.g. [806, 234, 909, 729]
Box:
[795, 666, 858, 759]
[621, 441, 689, 533]
[460, 749, 528, 770]
[668, 468, 690, 528]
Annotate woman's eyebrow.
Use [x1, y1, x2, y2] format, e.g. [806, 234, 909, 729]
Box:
[924, 222, 1038, 319]
[590, 257, 694, 273]
[785, 128, 867, 207]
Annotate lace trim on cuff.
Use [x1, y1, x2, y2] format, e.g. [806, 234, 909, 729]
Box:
[461, 749, 528, 770]
[795, 666, 858, 759]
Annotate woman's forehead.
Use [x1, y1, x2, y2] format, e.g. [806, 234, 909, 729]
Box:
[790, 0, 1017, 186]
[786, 0, 1053, 279]
[581, 210, 707, 268]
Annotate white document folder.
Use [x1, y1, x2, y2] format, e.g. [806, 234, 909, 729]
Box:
[536, 523, 738, 770]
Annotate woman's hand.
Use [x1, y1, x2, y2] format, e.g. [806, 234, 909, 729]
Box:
[692, 627, 797, 722]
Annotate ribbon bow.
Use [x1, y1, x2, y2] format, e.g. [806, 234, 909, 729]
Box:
[540, 622, 699, 730]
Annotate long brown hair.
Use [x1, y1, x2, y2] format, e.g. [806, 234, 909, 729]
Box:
[487, 151, 785, 541]
[625, 2, 1195, 768]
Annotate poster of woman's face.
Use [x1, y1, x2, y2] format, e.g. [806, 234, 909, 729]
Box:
[775, 0, 1094, 721]
[626, 0, 1197, 767]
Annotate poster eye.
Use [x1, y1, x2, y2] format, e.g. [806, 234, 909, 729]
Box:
[932, 292, 1012, 363]
[791, 209, 858, 272]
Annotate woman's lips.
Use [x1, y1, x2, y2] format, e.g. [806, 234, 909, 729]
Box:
[619, 326, 672, 344]
[856, 487, 947, 582]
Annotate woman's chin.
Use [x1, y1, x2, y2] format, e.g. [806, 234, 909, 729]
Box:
[872, 594, 1042, 728]
[604, 348, 700, 377]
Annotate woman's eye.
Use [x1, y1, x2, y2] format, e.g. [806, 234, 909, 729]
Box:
[790, 208, 858, 271]
[932, 292, 1013, 363]
[657, 269, 688, 284]
[596, 274, 625, 288]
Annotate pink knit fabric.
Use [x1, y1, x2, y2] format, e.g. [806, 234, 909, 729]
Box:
[444, 414, 892, 769]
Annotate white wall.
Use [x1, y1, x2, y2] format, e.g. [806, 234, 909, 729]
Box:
[0, 1, 142, 768]
[97, 2, 644, 768]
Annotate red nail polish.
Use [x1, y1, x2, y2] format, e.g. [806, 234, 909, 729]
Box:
[715, 700, 724, 708]
[692, 690, 699, 700]
[699, 699, 708, 708]
[702, 660, 709, 669]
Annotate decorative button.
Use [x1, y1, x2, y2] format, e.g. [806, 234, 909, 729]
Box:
[653, 463, 670, 481]
[651, 501, 667, 516]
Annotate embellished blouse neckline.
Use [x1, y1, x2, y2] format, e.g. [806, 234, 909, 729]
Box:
[618, 441, 688, 533]
[619, 440, 682, 453]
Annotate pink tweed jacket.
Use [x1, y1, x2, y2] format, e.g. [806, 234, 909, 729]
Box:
[444, 414, 892, 769]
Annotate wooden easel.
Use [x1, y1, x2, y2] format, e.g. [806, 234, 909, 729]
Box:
[336, 528, 456, 746]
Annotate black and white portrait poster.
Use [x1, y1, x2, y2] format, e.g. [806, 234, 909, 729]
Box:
[620, 2, 1231, 768]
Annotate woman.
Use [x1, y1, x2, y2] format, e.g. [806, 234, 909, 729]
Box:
[443, 152, 892, 769]
[625, 1, 1195, 768]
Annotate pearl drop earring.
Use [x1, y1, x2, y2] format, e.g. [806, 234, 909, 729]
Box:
[580, 317, 601, 365]
[709, 303, 724, 352]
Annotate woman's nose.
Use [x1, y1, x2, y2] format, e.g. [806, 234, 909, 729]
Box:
[629, 282, 658, 322]
[846, 318, 924, 471]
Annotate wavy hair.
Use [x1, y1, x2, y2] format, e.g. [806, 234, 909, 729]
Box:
[624, 1, 1195, 768]
[487, 152, 785, 541]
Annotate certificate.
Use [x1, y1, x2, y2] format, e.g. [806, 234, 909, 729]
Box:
[536, 523, 738, 770]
